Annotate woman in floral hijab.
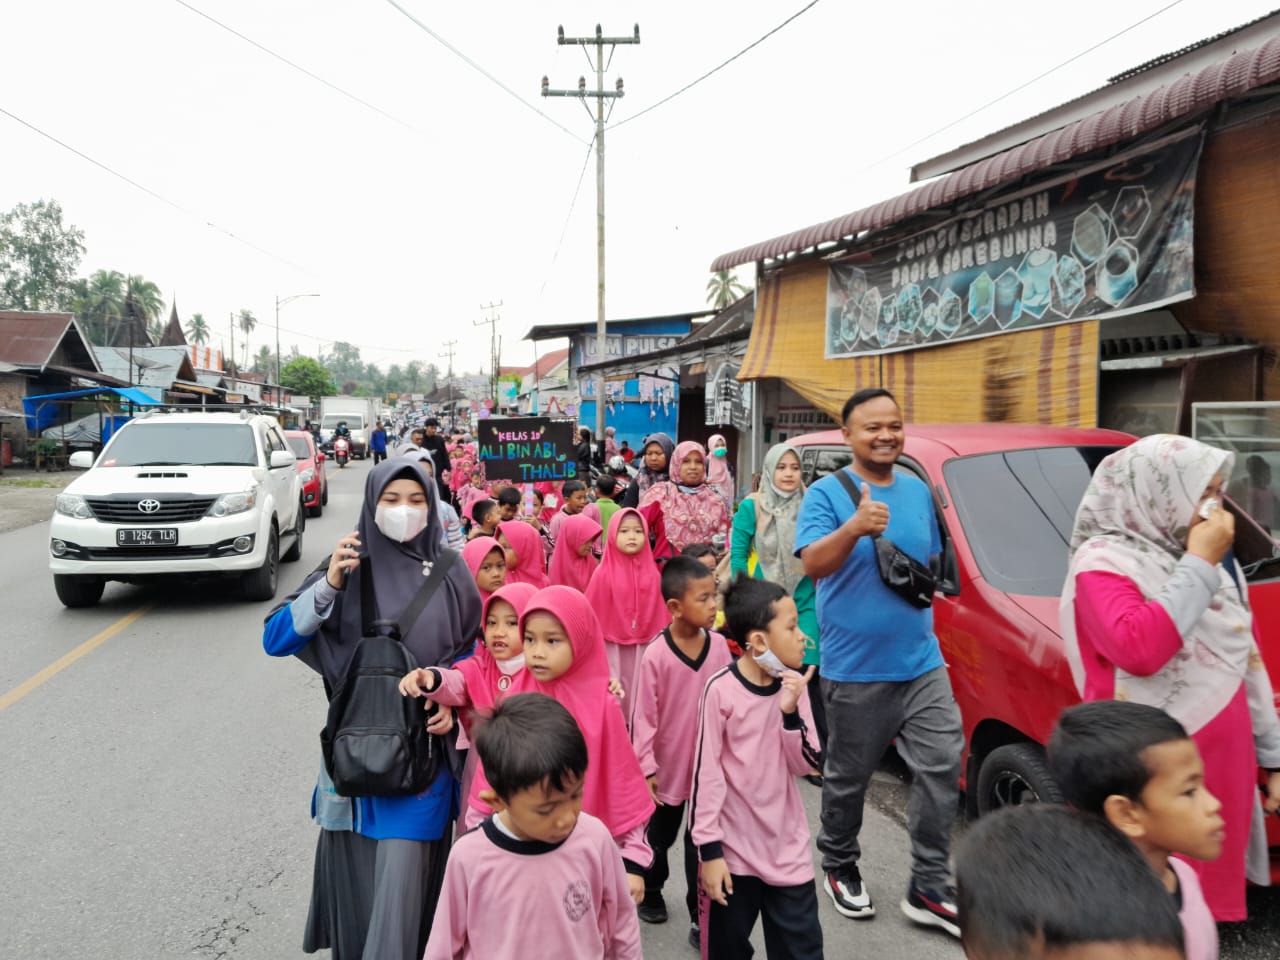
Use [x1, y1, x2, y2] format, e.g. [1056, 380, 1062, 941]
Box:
[638, 440, 731, 554]
[1061, 433, 1280, 920]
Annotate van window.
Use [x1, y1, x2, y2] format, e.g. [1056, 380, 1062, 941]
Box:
[801, 446, 852, 487]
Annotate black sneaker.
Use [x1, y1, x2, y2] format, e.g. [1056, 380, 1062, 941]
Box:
[900, 883, 959, 937]
[824, 865, 875, 919]
[637, 892, 668, 924]
[687, 923, 700, 949]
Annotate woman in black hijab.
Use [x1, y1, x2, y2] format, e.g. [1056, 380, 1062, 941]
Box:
[264, 458, 481, 960]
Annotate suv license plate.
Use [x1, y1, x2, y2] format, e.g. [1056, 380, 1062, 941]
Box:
[117, 528, 178, 546]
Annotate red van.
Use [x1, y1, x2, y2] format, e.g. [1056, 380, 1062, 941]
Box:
[790, 424, 1280, 876]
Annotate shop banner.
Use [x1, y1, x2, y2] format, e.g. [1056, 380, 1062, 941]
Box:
[477, 417, 578, 481]
[825, 131, 1202, 359]
[705, 359, 753, 430]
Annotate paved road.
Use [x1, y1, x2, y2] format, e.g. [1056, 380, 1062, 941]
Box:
[0, 460, 1274, 958]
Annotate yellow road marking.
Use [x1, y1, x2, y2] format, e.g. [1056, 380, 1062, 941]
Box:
[0, 605, 152, 712]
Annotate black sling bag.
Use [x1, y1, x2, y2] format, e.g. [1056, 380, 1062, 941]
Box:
[834, 469, 936, 610]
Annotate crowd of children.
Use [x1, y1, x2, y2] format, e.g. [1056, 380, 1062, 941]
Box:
[350, 431, 1238, 960]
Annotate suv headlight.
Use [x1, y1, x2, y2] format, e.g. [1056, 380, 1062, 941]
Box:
[299, 468, 315, 483]
[210, 491, 256, 517]
[54, 493, 93, 519]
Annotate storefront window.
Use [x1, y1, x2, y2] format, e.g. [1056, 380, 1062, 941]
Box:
[1193, 402, 1280, 537]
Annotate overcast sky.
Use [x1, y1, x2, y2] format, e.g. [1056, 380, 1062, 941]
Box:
[2, 0, 1275, 376]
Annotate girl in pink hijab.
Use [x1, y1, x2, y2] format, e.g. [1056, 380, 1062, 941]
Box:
[462, 535, 506, 607]
[519, 585, 656, 898]
[585, 508, 668, 725]
[638, 440, 733, 554]
[497, 519, 550, 589]
[547, 512, 602, 593]
[706, 433, 735, 506]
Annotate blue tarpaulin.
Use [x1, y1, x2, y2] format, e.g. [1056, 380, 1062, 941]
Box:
[22, 386, 160, 432]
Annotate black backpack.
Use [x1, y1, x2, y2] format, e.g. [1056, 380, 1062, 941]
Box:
[319, 552, 456, 797]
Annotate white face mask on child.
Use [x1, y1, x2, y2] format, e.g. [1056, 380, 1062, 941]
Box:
[752, 640, 788, 678]
[375, 504, 428, 543]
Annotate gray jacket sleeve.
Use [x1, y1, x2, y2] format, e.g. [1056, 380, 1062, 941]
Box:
[1153, 553, 1219, 636]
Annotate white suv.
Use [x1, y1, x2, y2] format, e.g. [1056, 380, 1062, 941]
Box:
[49, 410, 306, 607]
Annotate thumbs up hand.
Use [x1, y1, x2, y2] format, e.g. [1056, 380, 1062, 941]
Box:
[851, 482, 890, 538]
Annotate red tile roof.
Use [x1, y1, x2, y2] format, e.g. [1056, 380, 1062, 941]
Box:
[711, 31, 1280, 272]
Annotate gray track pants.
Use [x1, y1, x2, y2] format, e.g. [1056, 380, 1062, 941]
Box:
[817, 665, 963, 890]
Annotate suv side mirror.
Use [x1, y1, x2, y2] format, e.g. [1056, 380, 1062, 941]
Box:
[269, 450, 296, 469]
[69, 450, 95, 469]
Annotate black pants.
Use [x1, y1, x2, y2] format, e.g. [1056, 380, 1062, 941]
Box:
[372, 450, 386, 464]
[701, 875, 823, 960]
[643, 800, 698, 923]
[806, 665, 829, 758]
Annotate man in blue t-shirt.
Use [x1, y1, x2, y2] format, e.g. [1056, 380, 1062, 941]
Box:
[795, 388, 963, 938]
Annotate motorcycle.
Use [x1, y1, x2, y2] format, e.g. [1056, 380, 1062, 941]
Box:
[334, 436, 350, 468]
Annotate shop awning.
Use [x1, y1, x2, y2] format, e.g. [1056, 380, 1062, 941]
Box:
[22, 386, 161, 431]
[711, 31, 1280, 272]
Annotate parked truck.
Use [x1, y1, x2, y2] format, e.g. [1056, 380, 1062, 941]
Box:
[318, 396, 379, 459]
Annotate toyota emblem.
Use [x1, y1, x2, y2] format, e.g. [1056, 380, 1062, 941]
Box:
[137, 498, 162, 514]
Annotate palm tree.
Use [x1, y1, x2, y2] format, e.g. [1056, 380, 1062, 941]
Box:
[705, 270, 749, 309]
[147, 317, 164, 344]
[185, 312, 210, 345]
[74, 269, 125, 344]
[124, 275, 164, 324]
[237, 308, 257, 368]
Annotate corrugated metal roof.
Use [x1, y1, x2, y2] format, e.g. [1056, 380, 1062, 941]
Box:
[0, 311, 77, 368]
[711, 31, 1280, 272]
[1109, 9, 1280, 83]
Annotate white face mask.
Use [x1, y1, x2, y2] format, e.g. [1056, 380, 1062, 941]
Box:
[496, 653, 526, 675]
[752, 641, 789, 678]
[375, 504, 428, 543]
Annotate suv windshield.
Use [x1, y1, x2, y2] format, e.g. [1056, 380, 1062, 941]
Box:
[944, 446, 1121, 597]
[287, 436, 312, 459]
[102, 423, 258, 467]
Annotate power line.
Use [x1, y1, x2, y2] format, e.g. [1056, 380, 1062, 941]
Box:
[537, 135, 596, 298]
[850, 0, 1189, 177]
[0, 103, 313, 276]
[171, 0, 420, 133]
[612, 0, 823, 129]
[381, 0, 591, 145]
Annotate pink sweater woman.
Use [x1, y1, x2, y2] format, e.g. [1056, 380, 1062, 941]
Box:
[638, 440, 732, 554]
[1062, 434, 1280, 920]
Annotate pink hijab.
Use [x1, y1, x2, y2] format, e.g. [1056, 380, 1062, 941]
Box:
[518, 586, 655, 837]
[456, 582, 539, 719]
[462, 536, 504, 604]
[498, 520, 549, 589]
[639, 442, 733, 553]
[547, 513, 602, 593]
[584, 507, 668, 646]
[706, 433, 734, 504]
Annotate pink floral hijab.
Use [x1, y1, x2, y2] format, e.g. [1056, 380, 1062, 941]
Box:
[638, 441, 732, 553]
[1061, 434, 1261, 733]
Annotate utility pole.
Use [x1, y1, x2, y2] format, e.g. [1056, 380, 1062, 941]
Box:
[477, 301, 502, 413]
[439, 339, 457, 430]
[542, 23, 639, 447]
[229, 311, 236, 377]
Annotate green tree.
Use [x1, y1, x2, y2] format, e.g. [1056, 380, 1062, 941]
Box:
[72, 268, 125, 344]
[327, 341, 363, 383]
[705, 269, 749, 309]
[252, 344, 274, 375]
[237, 308, 257, 367]
[185, 312, 210, 345]
[405, 360, 422, 392]
[125, 275, 164, 324]
[0, 199, 86, 311]
[280, 356, 336, 402]
[384, 363, 404, 396]
[423, 362, 439, 393]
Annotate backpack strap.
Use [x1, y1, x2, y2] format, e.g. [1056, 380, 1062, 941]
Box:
[358, 549, 458, 641]
[833, 468, 863, 510]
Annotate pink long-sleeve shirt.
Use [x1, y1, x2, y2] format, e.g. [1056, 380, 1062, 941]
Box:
[632, 628, 732, 805]
[689, 662, 822, 886]
[423, 811, 642, 960]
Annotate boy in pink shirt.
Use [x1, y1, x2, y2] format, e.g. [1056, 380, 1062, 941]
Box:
[424, 692, 642, 960]
[632, 557, 733, 941]
[1049, 700, 1222, 960]
[690, 575, 823, 960]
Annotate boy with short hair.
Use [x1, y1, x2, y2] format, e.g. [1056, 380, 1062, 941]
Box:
[632, 557, 733, 943]
[496, 485, 522, 522]
[424, 692, 642, 960]
[690, 575, 823, 960]
[550, 480, 589, 543]
[594, 476, 621, 534]
[1049, 700, 1222, 960]
[468, 498, 500, 540]
[956, 803, 1184, 960]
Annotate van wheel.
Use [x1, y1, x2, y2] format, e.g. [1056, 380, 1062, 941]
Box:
[321, 482, 329, 506]
[241, 526, 279, 601]
[975, 743, 1063, 815]
[283, 506, 305, 562]
[54, 574, 104, 608]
